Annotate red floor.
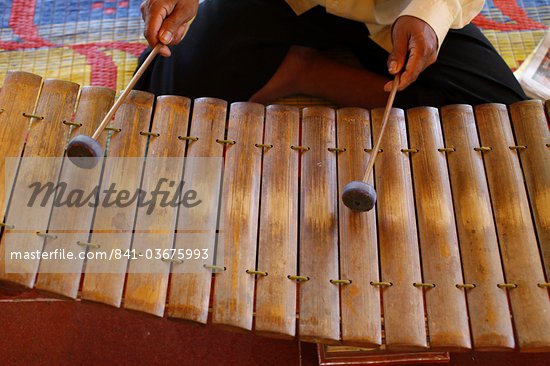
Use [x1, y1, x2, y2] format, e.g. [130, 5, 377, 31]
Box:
[0, 291, 549, 365]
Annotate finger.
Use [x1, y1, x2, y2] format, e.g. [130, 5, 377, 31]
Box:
[140, 1, 146, 22]
[158, 3, 196, 46]
[387, 30, 408, 75]
[383, 80, 395, 93]
[398, 48, 423, 90]
[159, 45, 172, 57]
[168, 22, 191, 46]
[143, 3, 169, 47]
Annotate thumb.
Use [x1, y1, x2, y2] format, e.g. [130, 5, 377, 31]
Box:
[159, 4, 195, 45]
[387, 31, 408, 75]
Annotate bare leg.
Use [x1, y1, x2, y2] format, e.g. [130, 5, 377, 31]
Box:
[249, 45, 391, 108]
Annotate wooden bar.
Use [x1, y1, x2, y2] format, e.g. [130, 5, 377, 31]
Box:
[440, 105, 514, 350]
[212, 102, 264, 330]
[167, 98, 227, 323]
[299, 106, 340, 343]
[509, 100, 550, 278]
[0, 71, 42, 223]
[81, 90, 154, 307]
[254, 105, 299, 338]
[407, 107, 470, 351]
[35, 86, 115, 298]
[336, 108, 381, 347]
[372, 108, 426, 350]
[123, 96, 191, 316]
[0, 79, 79, 288]
[475, 103, 550, 352]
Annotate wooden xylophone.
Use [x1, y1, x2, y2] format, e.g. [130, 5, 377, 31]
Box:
[0, 71, 549, 352]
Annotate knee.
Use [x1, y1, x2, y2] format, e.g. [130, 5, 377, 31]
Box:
[278, 46, 320, 91]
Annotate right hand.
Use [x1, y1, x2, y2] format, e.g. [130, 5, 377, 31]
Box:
[384, 15, 438, 92]
[140, 0, 199, 57]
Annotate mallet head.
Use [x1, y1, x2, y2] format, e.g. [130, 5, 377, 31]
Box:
[66, 134, 103, 169]
[342, 181, 377, 212]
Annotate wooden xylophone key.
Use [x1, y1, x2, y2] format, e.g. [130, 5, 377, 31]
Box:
[336, 108, 381, 346]
[440, 105, 514, 350]
[0, 79, 79, 288]
[254, 105, 299, 338]
[299, 106, 340, 343]
[35, 86, 115, 298]
[509, 100, 550, 279]
[123, 96, 191, 316]
[372, 107, 427, 350]
[212, 102, 265, 330]
[475, 103, 550, 351]
[0, 71, 42, 227]
[407, 107, 471, 351]
[80, 90, 154, 307]
[341, 75, 399, 212]
[167, 98, 227, 323]
[66, 19, 195, 167]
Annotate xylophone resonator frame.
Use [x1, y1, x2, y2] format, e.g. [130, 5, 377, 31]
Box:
[0, 71, 549, 353]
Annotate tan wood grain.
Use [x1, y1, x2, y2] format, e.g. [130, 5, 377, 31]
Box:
[167, 98, 227, 323]
[0, 79, 79, 288]
[362, 75, 400, 183]
[509, 100, 550, 278]
[0, 71, 42, 224]
[336, 107, 381, 347]
[34, 86, 115, 298]
[474, 103, 550, 352]
[212, 102, 264, 330]
[89, 16, 194, 140]
[299, 106, 340, 344]
[81, 90, 154, 307]
[254, 105, 299, 338]
[123, 96, 191, 316]
[440, 105, 514, 350]
[90, 44, 160, 140]
[372, 107, 426, 351]
[407, 107, 471, 351]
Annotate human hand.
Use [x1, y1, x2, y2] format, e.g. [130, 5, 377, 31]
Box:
[384, 15, 438, 92]
[141, 0, 198, 57]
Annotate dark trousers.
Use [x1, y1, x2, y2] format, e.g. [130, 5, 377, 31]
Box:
[135, 0, 527, 108]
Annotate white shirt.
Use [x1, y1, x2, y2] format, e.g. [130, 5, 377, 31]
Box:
[285, 0, 485, 52]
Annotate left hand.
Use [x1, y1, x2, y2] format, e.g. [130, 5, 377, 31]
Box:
[384, 15, 438, 92]
[140, 0, 198, 57]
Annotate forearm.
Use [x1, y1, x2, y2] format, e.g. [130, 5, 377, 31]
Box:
[398, 0, 485, 52]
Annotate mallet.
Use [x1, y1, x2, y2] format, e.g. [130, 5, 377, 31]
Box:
[67, 19, 195, 169]
[341, 74, 400, 212]
[66, 43, 162, 169]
